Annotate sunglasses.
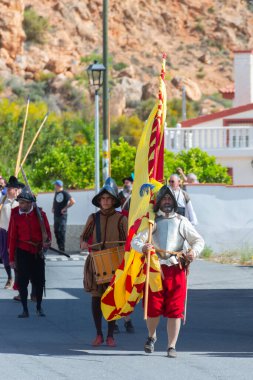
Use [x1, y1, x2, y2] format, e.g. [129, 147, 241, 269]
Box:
[169, 180, 175, 183]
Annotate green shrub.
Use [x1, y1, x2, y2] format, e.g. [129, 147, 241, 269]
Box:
[164, 148, 232, 184]
[193, 22, 205, 34]
[23, 6, 50, 44]
[111, 115, 144, 146]
[201, 246, 213, 259]
[113, 62, 128, 71]
[196, 67, 206, 79]
[246, 0, 253, 12]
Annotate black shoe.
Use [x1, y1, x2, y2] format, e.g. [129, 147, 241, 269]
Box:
[36, 308, 46, 317]
[18, 310, 29, 318]
[124, 320, 135, 333]
[167, 347, 177, 358]
[144, 337, 156, 353]
[114, 323, 120, 334]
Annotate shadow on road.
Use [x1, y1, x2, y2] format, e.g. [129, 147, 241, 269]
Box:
[1, 288, 253, 357]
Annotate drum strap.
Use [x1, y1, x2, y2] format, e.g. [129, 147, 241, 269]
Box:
[95, 211, 101, 247]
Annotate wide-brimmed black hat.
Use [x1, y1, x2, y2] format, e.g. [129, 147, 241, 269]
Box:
[6, 176, 25, 189]
[122, 175, 134, 184]
[92, 177, 121, 208]
[16, 186, 36, 202]
[153, 185, 178, 213]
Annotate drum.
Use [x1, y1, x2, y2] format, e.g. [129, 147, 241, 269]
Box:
[91, 246, 125, 285]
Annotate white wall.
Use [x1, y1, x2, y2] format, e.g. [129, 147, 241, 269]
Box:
[216, 156, 253, 185]
[187, 184, 253, 253]
[37, 186, 253, 254]
[38, 190, 96, 226]
[234, 52, 253, 107]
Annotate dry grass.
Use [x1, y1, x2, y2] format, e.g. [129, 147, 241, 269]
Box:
[200, 246, 253, 266]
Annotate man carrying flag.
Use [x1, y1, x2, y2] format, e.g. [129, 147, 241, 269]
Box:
[101, 54, 204, 357]
[131, 186, 204, 357]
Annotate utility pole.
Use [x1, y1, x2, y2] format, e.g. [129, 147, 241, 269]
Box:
[102, 0, 109, 181]
[182, 85, 187, 121]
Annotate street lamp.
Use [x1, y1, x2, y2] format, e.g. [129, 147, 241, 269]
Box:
[87, 61, 106, 195]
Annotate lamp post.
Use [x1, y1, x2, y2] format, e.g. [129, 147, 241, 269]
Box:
[87, 61, 106, 194]
[103, 0, 109, 182]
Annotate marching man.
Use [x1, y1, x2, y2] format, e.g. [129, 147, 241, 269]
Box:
[81, 178, 128, 347]
[8, 187, 51, 318]
[131, 185, 204, 358]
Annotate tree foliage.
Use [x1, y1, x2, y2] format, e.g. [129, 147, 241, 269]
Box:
[164, 148, 231, 184]
[111, 138, 136, 183]
[30, 141, 95, 191]
[0, 99, 94, 178]
[0, 99, 231, 191]
[111, 115, 144, 145]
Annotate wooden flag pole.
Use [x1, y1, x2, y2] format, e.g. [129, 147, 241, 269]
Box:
[17, 113, 49, 173]
[15, 96, 30, 176]
[144, 220, 154, 320]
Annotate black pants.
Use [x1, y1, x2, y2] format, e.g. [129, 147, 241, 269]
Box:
[54, 215, 67, 251]
[16, 248, 45, 312]
[92, 297, 115, 338]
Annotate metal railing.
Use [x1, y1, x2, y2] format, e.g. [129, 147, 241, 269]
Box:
[165, 126, 253, 152]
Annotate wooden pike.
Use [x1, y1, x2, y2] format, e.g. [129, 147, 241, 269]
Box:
[144, 220, 154, 320]
[17, 113, 49, 174]
[15, 96, 30, 176]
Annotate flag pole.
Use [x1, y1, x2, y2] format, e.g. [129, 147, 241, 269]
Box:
[144, 220, 154, 320]
[15, 96, 30, 176]
[17, 113, 48, 173]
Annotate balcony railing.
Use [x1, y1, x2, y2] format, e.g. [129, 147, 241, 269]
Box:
[165, 126, 253, 152]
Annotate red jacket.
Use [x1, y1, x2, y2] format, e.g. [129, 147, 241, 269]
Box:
[8, 206, 51, 262]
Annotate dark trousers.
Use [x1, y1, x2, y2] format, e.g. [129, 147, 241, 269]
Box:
[54, 214, 67, 251]
[92, 297, 115, 338]
[16, 248, 45, 312]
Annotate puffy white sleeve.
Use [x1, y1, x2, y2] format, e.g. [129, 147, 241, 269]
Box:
[180, 218, 204, 257]
[185, 200, 198, 226]
[131, 229, 149, 254]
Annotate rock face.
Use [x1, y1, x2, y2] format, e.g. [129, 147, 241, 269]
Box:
[0, 0, 25, 64]
[0, 0, 253, 114]
[171, 76, 202, 102]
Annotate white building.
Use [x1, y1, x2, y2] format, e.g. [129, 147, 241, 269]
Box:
[165, 50, 253, 185]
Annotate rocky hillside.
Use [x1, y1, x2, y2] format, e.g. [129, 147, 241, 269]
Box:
[0, 0, 253, 117]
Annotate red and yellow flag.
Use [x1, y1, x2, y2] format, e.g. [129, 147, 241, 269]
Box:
[101, 55, 167, 321]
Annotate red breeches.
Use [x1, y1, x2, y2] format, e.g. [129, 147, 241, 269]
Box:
[144, 264, 187, 319]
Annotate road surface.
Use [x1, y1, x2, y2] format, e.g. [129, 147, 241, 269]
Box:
[0, 255, 253, 380]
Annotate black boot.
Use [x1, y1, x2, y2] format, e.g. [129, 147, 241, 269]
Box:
[36, 307, 46, 317]
[124, 320, 135, 333]
[18, 310, 29, 318]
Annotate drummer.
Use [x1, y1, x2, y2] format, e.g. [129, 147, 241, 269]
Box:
[80, 178, 128, 347]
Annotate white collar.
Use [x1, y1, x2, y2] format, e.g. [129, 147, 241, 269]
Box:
[19, 205, 34, 215]
[156, 209, 176, 218]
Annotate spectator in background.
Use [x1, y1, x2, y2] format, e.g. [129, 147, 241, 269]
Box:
[52, 180, 75, 252]
[118, 175, 134, 218]
[169, 174, 198, 226]
[0, 176, 7, 201]
[177, 168, 199, 185]
[0, 176, 24, 289]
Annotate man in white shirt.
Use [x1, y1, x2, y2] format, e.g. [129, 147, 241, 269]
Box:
[0, 176, 24, 289]
[131, 185, 204, 358]
[169, 174, 198, 226]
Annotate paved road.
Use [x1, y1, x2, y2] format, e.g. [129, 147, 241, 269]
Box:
[0, 257, 253, 380]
